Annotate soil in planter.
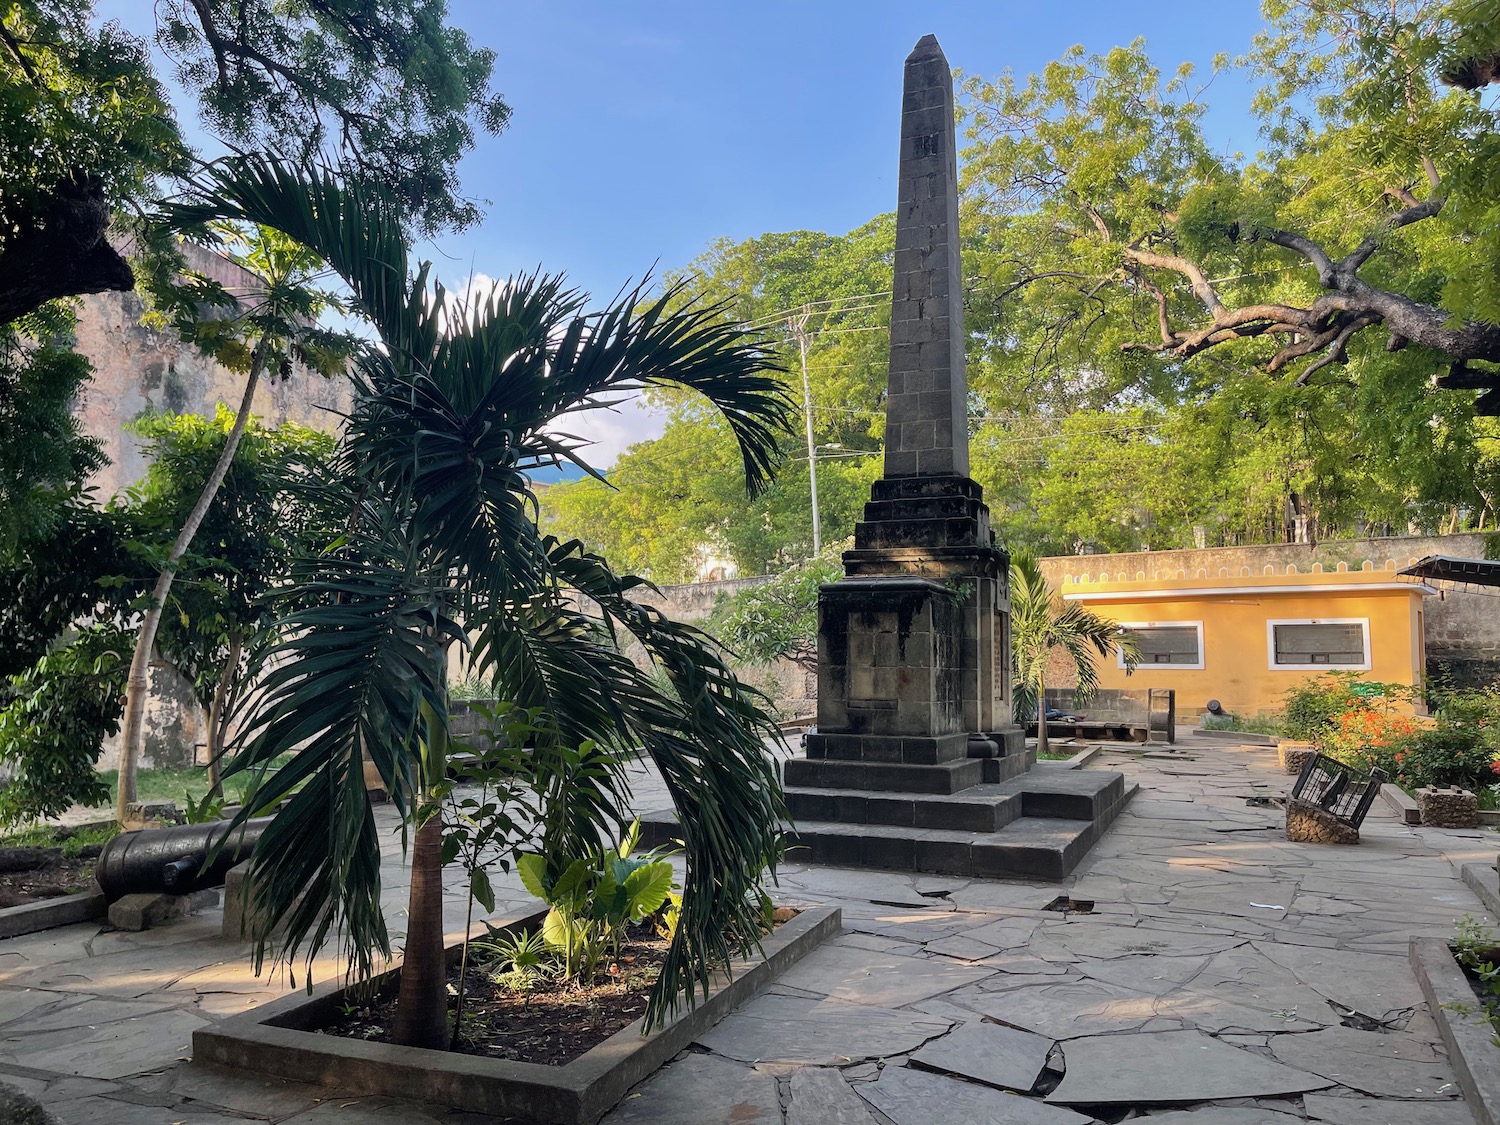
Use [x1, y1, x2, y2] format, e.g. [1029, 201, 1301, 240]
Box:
[325, 922, 670, 1067]
[0, 847, 103, 907]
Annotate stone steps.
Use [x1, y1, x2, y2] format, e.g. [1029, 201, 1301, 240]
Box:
[637, 781, 1138, 881]
[783, 784, 1024, 833]
[782, 756, 985, 795]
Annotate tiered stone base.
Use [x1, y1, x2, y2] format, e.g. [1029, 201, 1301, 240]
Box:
[640, 764, 1135, 881]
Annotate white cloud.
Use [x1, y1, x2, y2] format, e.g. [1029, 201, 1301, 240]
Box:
[551, 394, 666, 469]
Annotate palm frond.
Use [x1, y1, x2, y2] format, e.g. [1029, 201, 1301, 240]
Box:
[220, 508, 456, 982]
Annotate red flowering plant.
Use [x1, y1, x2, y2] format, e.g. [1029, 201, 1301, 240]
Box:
[1319, 703, 1422, 779]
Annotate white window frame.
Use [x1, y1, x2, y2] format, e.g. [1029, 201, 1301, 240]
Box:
[1266, 617, 1371, 671]
[1116, 621, 1205, 671]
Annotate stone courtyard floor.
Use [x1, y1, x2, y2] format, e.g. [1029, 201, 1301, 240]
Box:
[1, 733, 1497, 1124]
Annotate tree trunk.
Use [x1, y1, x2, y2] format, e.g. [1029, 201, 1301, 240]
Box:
[391, 812, 450, 1049]
[115, 339, 268, 824]
[205, 632, 242, 792]
[1035, 667, 1048, 759]
[0, 174, 134, 326]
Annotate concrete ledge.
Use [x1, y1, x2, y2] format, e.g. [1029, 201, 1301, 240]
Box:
[193, 903, 842, 1125]
[1380, 782, 1424, 825]
[1410, 936, 1500, 1125]
[1462, 864, 1500, 920]
[1035, 744, 1103, 771]
[0, 887, 106, 940]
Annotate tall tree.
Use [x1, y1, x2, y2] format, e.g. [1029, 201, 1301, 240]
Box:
[177, 156, 796, 1048]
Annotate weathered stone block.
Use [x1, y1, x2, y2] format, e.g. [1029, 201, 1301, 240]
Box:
[1417, 786, 1480, 829]
[109, 888, 218, 932]
[1278, 739, 1317, 775]
[1285, 798, 1360, 844]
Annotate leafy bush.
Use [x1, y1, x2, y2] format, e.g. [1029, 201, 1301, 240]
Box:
[1280, 673, 1412, 742]
[1453, 915, 1500, 1038]
[1396, 687, 1500, 795]
[516, 820, 678, 983]
[1321, 706, 1423, 777]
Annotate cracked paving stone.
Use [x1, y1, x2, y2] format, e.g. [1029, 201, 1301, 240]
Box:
[1046, 1029, 1332, 1105]
[945, 978, 1158, 1039]
[1252, 943, 1425, 1016]
[1036, 922, 1247, 961]
[773, 941, 993, 1008]
[1131, 1109, 1301, 1124]
[1267, 1026, 1459, 1099]
[0, 1006, 209, 1080]
[600, 1052, 780, 1124]
[1302, 1092, 1474, 1124]
[908, 1019, 1053, 1092]
[694, 994, 953, 1065]
[860, 1064, 1092, 1125]
[785, 1067, 878, 1125]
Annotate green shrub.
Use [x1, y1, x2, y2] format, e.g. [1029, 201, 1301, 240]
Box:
[1202, 712, 1284, 736]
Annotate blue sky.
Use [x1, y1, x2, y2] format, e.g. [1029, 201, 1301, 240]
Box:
[101, 0, 1273, 464]
[435, 1, 1270, 463]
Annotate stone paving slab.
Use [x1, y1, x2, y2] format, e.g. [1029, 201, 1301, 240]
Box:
[1268, 1025, 1460, 1099]
[907, 1018, 1053, 1092]
[599, 1052, 779, 1125]
[1047, 1028, 1332, 1104]
[1302, 1091, 1474, 1124]
[860, 1064, 1092, 1125]
[694, 992, 953, 1065]
[784, 1066, 878, 1125]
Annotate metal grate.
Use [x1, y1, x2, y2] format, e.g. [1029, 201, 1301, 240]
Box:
[1290, 752, 1387, 830]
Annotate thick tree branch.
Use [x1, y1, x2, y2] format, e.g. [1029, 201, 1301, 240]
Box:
[0, 175, 134, 325]
[1122, 246, 1226, 316]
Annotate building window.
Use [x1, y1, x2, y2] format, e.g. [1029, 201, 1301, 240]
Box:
[1267, 619, 1370, 670]
[1118, 622, 1204, 670]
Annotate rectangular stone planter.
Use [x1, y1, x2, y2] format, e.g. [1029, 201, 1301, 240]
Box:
[1410, 936, 1500, 1125]
[0, 887, 106, 940]
[193, 903, 842, 1125]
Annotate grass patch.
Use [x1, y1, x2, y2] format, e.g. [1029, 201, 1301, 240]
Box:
[1202, 711, 1284, 736]
[0, 821, 120, 857]
[1037, 750, 1077, 760]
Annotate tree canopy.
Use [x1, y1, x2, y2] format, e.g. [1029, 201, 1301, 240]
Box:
[542, 0, 1500, 576]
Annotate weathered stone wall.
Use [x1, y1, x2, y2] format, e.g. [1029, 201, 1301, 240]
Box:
[74, 243, 353, 769]
[1038, 534, 1500, 690]
[73, 241, 354, 501]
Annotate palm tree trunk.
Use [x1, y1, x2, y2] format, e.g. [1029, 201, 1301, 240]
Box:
[391, 812, 450, 1049]
[115, 339, 268, 824]
[205, 632, 242, 792]
[1036, 667, 1048, 759]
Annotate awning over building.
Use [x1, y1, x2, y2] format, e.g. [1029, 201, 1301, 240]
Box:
[1397, 554, 1500, 589]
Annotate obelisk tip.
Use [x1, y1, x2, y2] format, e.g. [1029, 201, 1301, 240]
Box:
[908, 34, 945, 62]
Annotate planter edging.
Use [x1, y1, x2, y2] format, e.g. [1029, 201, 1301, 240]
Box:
[0, 888, 106, 940]
[1462, 864, 1500, 920]
[1409, 936, 1500, 1125]
[193, 903, 842, 1125]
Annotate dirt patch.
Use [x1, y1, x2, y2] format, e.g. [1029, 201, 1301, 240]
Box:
[0, 847, 102, 908]
[324, 923, 669, 1067]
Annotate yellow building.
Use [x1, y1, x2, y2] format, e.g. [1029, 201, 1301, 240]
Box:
[1055, 565, 1435, 718]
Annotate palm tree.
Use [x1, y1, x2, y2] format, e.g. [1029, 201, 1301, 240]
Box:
[1010, 554, 1139, 757]
[173, 157, 796, 1049]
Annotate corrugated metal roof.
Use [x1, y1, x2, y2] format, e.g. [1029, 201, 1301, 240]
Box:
[1396, 554, 1500, 587]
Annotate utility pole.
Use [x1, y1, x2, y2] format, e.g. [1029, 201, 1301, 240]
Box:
[791, 305, 820, 554]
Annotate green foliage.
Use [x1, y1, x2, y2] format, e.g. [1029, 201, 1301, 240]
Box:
[1452, 915, 1500, 1038]
[0, 820, 119, 856]
[516, 820, 678, 982]
[1280, 674, 1378, 740]
[1202, 712, 1286, 736]
[473, 927, 555, 994]
[1400, 686, 1500, 790]
[0, 626, 127, 827]
[711, 541, 848, 670]
[1010, 554, 1138, 724]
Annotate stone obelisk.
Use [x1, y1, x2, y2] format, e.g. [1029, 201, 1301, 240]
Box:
[650, 36, 1133, 877]
[792, 33, 1024, 784]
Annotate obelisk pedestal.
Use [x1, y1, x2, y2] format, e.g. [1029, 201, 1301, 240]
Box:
[777, 35, 1134, 879]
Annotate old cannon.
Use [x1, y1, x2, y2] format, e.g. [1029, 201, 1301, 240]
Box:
[94, 818, 272, 901]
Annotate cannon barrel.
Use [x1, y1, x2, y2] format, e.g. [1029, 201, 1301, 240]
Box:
[95, 818, 273, 901]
